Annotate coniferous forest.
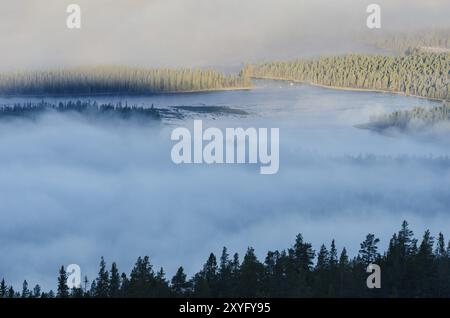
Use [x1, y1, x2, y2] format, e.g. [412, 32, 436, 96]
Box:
[0, 100, 250, 121]
[0, 52, 447, 101]
[0, 100, 161, 121]
[0, 66, 252, 96]
[1, 221, 450, 298]
[243, 52, 449, 100]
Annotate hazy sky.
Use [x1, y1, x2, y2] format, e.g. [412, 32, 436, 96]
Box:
[0, 0, 449, 70]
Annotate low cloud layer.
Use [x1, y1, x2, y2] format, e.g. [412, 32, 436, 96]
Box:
[0, 0, 449, 71]
[1, 83, 450, 290]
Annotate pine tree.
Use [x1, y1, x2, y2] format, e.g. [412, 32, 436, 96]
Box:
[316, 245, 329, 271]
[398, 220, 414, 258]
[128, 256, 155, 297]
[337, 248, 351, 296]
[435, 232, 450, 297]
[416, 230, 436, 296]
[155, 267, 170, 297]
[83, 276, 89, 295]
[120, 273, 129, 297]
[21, 280, 29, 298]
[218, 247, 233, 297]
[359, 234, 380, 266]
[286, 234, 315, 297]
[7, 286, 14, 298]
[57, 266, 69, 298]
[109, 262, 120, 298]
[231, 253, 240, 276]
[314, 245, 331, 296]
[94, 257, 110, 297]
[339, 248, 349, 268]
[203, 253, 218, 295]
[230, 252, 241, 295]
[0, 279, 6, 298]
[33, 285, 41, 298]
[418, 230, 435, 260]
[447, 240, 450, 256]
[263, 250, 281, 297]
[171, 267, 190, 296]
[290, 234, 315, 271]
[89, 281, 97, 297]
[329, 240, 338, 268]
[219, 247, 230, 274]
[436, 233, 447, 258]
[238, 247, 264, 297]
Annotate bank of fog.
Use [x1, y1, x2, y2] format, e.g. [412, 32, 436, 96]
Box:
[0, 112, 450, 290]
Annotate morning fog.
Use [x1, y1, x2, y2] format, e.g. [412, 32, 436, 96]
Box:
[171, 120, 279, 174]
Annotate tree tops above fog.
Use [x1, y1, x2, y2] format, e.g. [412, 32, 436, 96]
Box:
[0, 100, 161, 121]
[361, 101, 450, 132]
[0, 66, 252, 96]
[244, 52, 449, 100]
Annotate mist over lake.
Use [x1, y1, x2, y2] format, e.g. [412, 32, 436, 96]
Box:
[1, 80, 448, 291]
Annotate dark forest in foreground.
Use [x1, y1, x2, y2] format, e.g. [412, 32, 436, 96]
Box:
[1, 221, 450, 298]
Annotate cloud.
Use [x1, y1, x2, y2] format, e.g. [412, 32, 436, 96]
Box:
[1, 85, 450, 290]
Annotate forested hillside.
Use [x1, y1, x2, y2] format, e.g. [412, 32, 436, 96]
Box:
[1, 221, 450, 298]
[0, 66, 251, 96]
[243, 52, 449, 100]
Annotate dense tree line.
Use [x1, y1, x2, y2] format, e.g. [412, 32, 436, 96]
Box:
[0, 66, 252, 96]
[0, 100, 161, 121]
[0, 101, 250, 121]
[243, 52, 449, 100]
[361, 101, 450, 132]
[1, 221, 450, 298]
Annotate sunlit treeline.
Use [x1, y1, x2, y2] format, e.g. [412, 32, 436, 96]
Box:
[243, 52, 449, 100]
[0, 66, 252, 96]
